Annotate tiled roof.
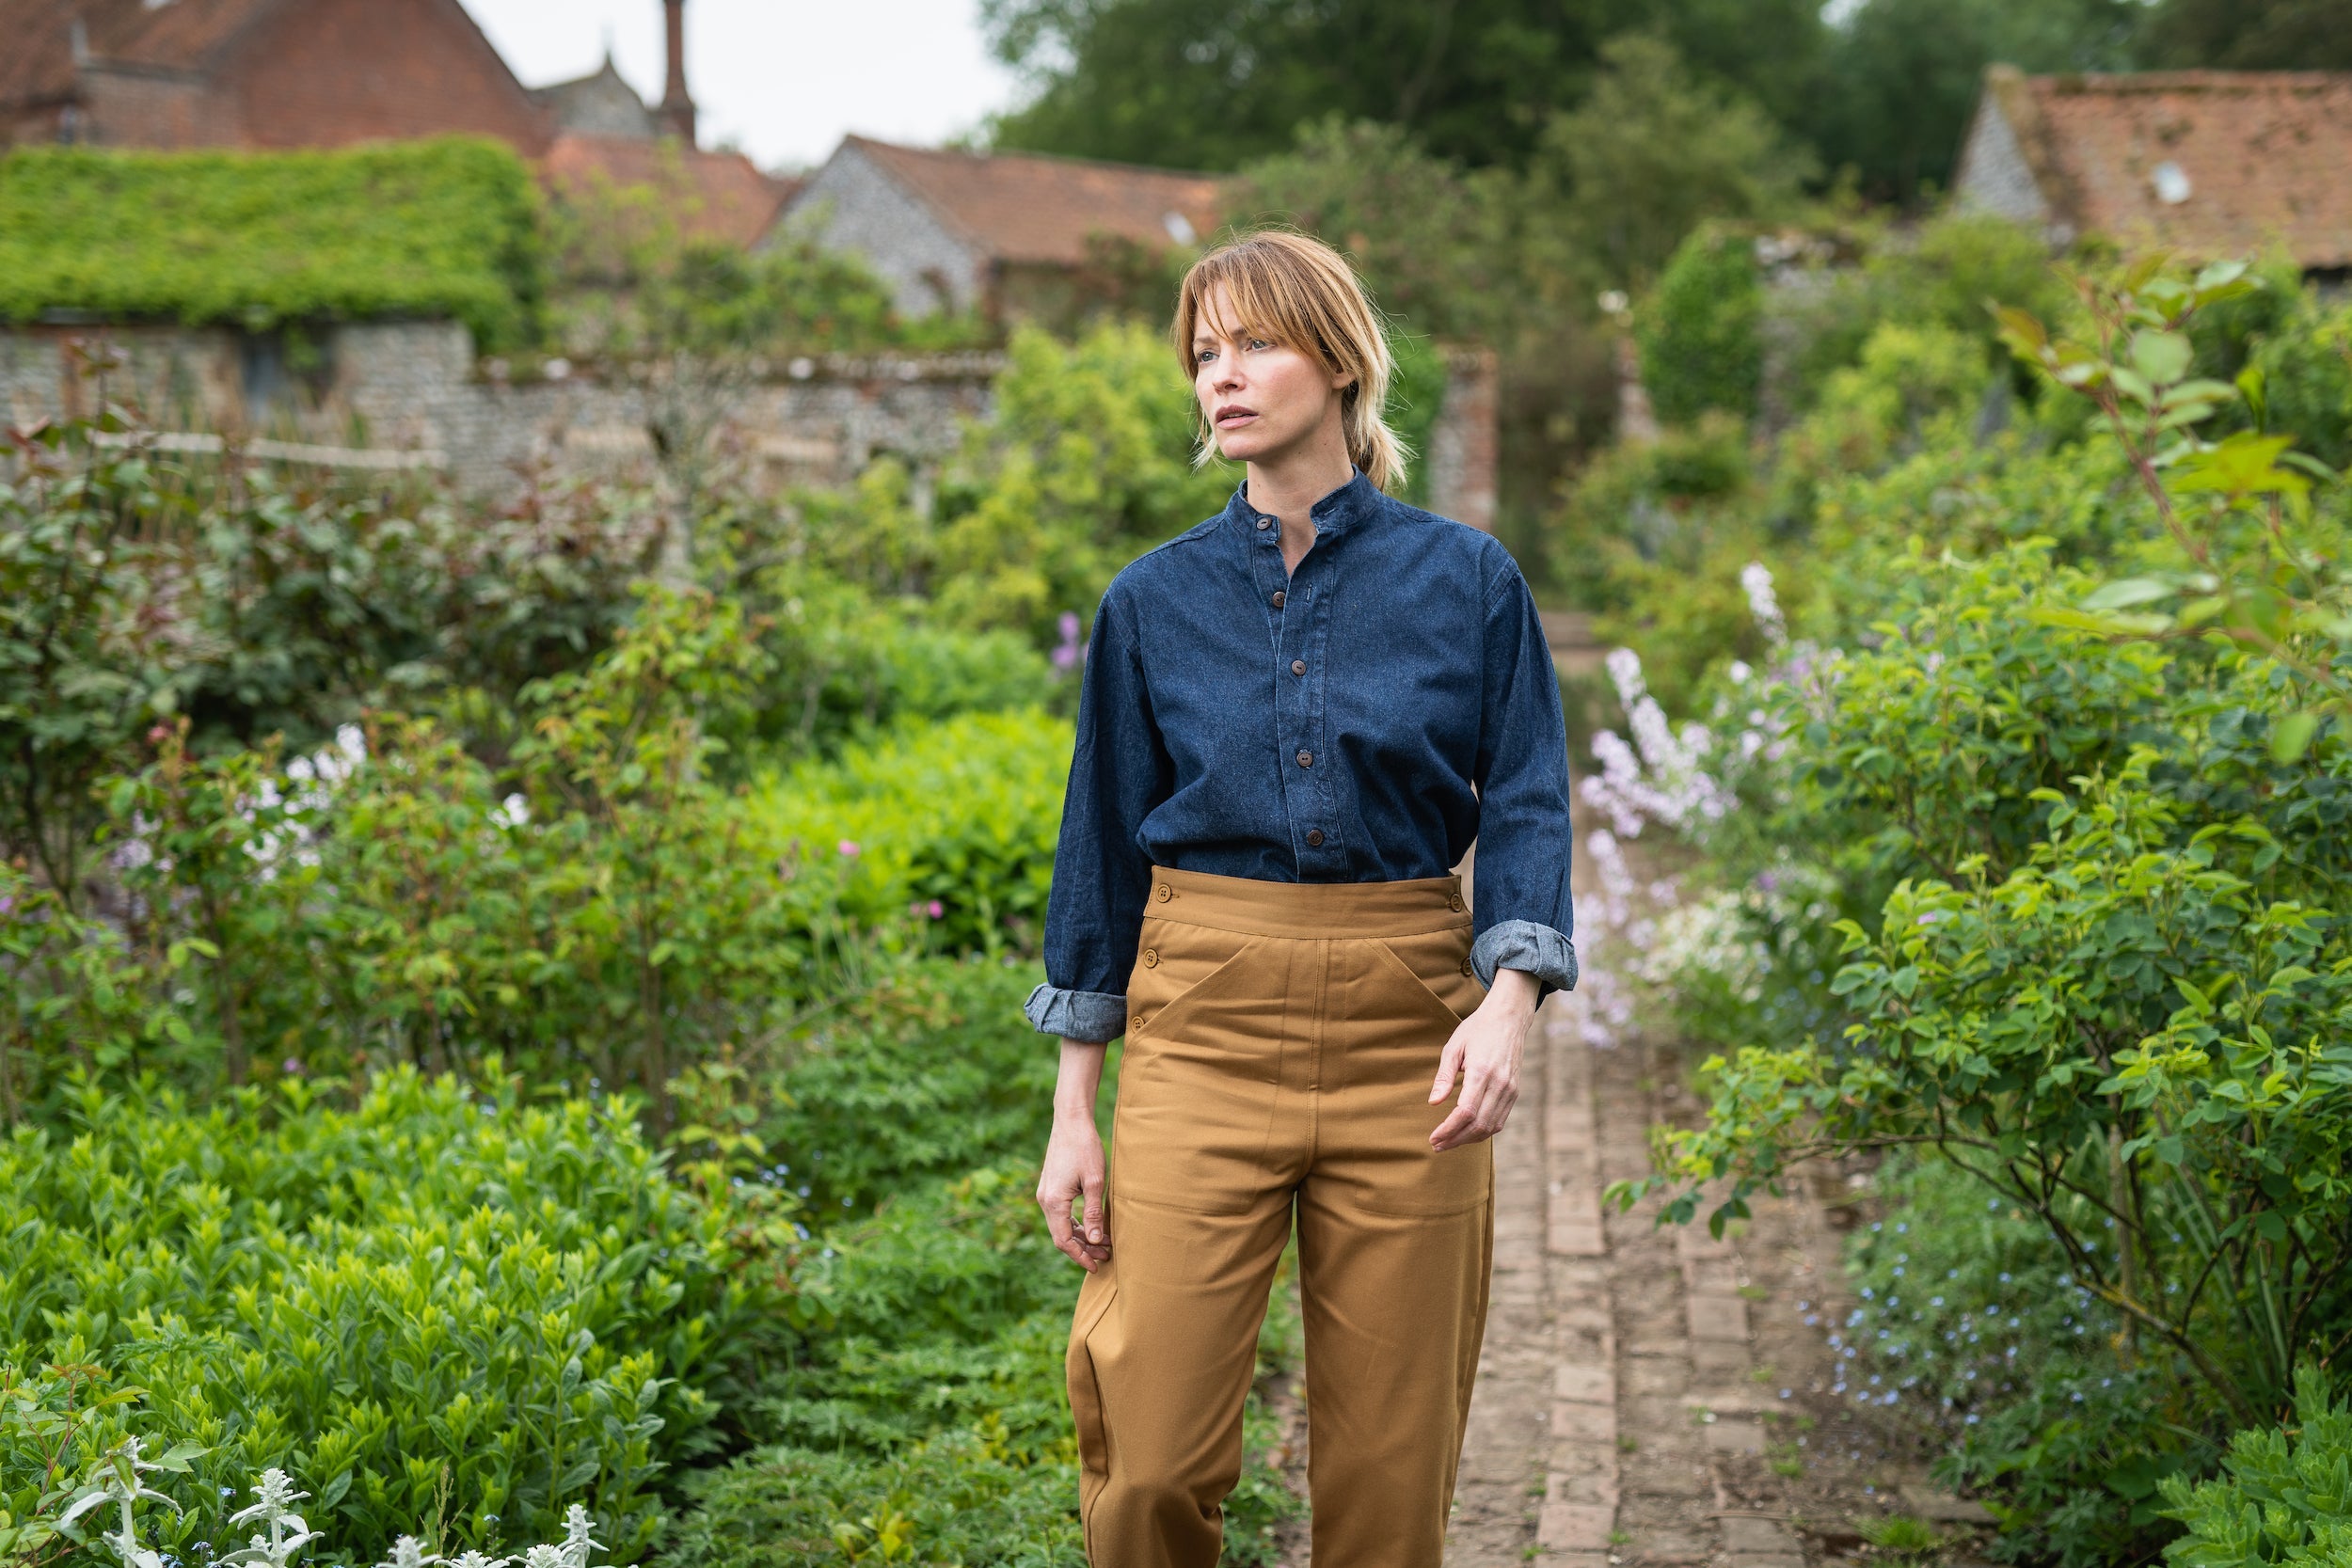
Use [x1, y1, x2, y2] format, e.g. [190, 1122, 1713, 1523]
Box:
[0, 0, 286, 106]
[1986, 67, 2352, 268]
[543, 133, 800, 250]
[843, 135, 1229, 266]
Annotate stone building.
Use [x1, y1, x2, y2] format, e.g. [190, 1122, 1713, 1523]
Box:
[1955, 65, 2352, 278]
[780, 136, 1228, 319]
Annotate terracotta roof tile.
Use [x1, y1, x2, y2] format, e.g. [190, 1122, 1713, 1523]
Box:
[543, 133, 799, 250]
[1995, 69, 2352, 268]
[845, 136, 1229, 266]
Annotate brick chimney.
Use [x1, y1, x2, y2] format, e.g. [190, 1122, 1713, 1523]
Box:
[659, 0, 696, 144]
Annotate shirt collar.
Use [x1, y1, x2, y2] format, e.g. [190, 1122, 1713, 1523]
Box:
[1228, 467, 1382, 541]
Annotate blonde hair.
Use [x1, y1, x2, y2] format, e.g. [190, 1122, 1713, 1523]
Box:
[1171, 230, 1409, 493]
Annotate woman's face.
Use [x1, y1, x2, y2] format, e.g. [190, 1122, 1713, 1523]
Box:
[1191, 284, 1352, 469]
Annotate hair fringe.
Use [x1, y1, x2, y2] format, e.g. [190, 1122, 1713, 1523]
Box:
[1169, 229, 1410, 493]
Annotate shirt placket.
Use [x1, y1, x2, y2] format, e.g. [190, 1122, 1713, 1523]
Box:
[1254, 515, 1342, 876]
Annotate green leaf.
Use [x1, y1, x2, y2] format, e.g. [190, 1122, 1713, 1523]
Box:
[2130, 330, 2194, 388]
[2270, 712, 2318, 764]
[2081, 578, 2177, 611]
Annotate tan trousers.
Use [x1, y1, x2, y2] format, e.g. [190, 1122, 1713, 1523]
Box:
[1068, 864, 1495, 1567]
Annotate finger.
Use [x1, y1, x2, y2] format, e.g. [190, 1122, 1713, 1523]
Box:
[1042, 1187, 1076, 1253]
[1433, 1071, 1494, 1150]
[1428, 1037, 1466, 1103]
[1081, 1168, 1107, 1249]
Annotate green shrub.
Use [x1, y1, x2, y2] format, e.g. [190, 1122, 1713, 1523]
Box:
[0, 1069, 779, 1565]
[0, 140, 545, 351]
[754, 958, 1059, 1221]
[1636, 229, 1762, 426]
[679, 1165, 1300, 1568]
[1837, 1155, 2204, 1567]
[2159, 1367, 2352, 1567]
[751, 708, 1071, 960]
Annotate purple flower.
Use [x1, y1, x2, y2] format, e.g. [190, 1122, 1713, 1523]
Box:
[1051, 611, 1087, 671]
[927, 899, 944, 919]
[837, 839, 861, 858]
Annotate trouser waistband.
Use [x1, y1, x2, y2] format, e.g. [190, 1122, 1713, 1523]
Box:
[1143, 863, 1468, 939]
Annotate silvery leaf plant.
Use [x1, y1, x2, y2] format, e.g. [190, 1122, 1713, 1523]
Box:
[63, 1446, 627, 1568]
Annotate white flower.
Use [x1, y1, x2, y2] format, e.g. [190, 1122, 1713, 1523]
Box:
[1740, 561, 1788, 647]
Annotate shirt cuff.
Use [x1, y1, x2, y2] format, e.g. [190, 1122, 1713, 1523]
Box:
[1024, 982, 1128, 1043]
[1470, 920, 1579, 1000]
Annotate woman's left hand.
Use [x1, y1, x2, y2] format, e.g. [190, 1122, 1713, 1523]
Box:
[1427, 967, 1540, 1151]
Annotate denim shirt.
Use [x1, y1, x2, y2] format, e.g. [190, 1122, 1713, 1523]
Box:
[1024, 469, 1578, 1044]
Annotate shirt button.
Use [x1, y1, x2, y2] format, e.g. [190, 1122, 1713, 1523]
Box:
[1256, 516, 1271, 530]
[1155, 882, 1171, 902]
[1271, 590, 1285, 609]
[1291, 659, 1306, 675]
[1306, 829, 1324, 847]
[1141, 947, 1159, 967]
[1296, 750, 1312, 767]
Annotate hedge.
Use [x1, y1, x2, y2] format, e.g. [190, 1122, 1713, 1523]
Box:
[0, 137, 547, 351]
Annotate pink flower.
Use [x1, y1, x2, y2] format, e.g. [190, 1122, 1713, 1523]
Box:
[837, 839, 861, 858]
[927, 899, 945, 919]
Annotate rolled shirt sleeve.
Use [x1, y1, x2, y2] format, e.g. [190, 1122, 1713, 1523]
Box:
[1025, 585, 1170, 1042]
[1469, 560, 1579, 1000]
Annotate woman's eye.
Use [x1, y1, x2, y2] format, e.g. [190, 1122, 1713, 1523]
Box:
[1246, 338, 1272, 351]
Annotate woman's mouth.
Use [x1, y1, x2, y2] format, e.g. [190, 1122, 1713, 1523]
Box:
[1215, 405, 1258, 428]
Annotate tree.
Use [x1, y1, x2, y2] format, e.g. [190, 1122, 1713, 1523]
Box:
[1536, 33, 1817, 290]
[979, 0, 1826, 173]
[2137, 0, 2352, 69]
[1810, 0, 2140, 207]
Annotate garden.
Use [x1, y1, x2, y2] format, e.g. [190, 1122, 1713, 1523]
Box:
[1572, 225, 2352, 1565]
[7, 2, 2352, 1557]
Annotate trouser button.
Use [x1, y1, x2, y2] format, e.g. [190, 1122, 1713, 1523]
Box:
[1142, 948, 1159, 967]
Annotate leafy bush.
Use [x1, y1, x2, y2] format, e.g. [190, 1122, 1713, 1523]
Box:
[2159, 1367, 2352, 1567]
[1838, 1155, 2203, 1567]
[929, 322, 1237, 641]
[0, 431, 661, 898]
[0, 1069, 780, 1564]
[0, 140, 545, 351]
[751, 709, 1070, 960]
[1636, 229, 1763, 426]
[679, 1167, 1299, 1568]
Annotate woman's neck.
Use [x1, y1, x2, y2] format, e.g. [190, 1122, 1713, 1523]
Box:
[1244, 431, 1356, 562]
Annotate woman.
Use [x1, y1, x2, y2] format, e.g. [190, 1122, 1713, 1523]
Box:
[1026, 230, 1577, 1567]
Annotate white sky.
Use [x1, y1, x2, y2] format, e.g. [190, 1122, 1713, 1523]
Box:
[456, 0, 1025, 173]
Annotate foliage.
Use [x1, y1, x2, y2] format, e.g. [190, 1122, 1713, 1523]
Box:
[1994, 258, 2352, 748]
[2137, 0, 2352, 70]
[981, 0, 1829, 173]
[1540, 36, 1817, 291]
[2158, 1366, 2352, 1566]
[682, 1167, 1300, 1568]
[1636, 230, 1764, 427]
[0, 1069, 780, 1565]
[0, 421, 660, 902]
[925, 323, 1235, 641]
[1807, 0, 2142, 207]
[1577, 252, 2352, 1553]
[1838, 1155, 2204, 1566]
[0, 140, 545, 352]
[750, 709, 1070, 961]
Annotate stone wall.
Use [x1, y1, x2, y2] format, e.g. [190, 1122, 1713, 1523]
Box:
[2, 318, 1502, 529]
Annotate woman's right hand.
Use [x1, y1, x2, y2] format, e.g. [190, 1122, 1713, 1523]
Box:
[1039, 1038, 1112, 1271]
